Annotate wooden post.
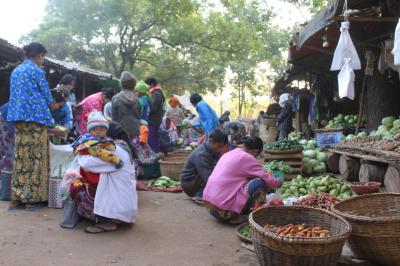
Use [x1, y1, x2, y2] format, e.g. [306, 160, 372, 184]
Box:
[82, 77, 87, 99]
[359, 161, 386, 183]
[384, 166, 400, 193]
[339, 155, 360, 181]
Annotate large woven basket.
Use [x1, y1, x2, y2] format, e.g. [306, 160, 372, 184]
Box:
[159, 158, 185, 181]
[332, 193, 400, 266]
[249, 206, 351, 266]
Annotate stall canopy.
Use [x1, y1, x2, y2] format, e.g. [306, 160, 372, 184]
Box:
[274, 0, 400, 96]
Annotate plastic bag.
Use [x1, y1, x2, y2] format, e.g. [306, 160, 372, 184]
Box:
[59, 198, 80, 229]
[265, 189, 283, 206]
[392, 19, 400, 65]
[331, 21, 361, 71]
[60, 168, 81, 201]
[338, 58, 355, 100]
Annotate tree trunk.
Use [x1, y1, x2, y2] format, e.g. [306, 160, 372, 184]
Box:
[359, 162, 386, 183]
[326, 152, 340, 174]
[339, 155, 360, 181]
[384, 165, 400, 193]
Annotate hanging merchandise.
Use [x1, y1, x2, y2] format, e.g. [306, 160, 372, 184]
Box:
[338, 58, 355, 100]
[331, 21, 361, 71]
[391, 18, 400, 65]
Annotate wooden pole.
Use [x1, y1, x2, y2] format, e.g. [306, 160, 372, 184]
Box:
[355, 75, 367, 135]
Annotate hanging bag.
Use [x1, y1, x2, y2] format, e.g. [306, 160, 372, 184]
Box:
[331, 21, 361, 71]
[59, 198, 80, 229]
[338, 58, 355, 100]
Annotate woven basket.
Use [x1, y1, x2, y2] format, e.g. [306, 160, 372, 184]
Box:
[332, 193, 400, 266]
[249, 206, 351, 266]
[159, 159, 185, 181]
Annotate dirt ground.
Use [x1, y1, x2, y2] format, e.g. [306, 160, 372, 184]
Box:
[0, 191, 258, 266]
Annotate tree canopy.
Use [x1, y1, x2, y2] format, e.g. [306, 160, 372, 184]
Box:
[23, 0, 291, 95]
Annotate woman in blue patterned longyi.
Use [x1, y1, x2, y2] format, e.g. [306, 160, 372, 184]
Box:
[7, 42, 57, 211]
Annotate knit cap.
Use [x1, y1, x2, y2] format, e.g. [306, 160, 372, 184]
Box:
[135, 81, 150, 97]
[120, 71, 136, 82]
[87, 111, 109, 132]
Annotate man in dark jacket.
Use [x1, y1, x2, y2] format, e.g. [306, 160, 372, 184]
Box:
[180, 129, 228, 201]
[112, 71, 141, 138]
[145, 77, 165, 153]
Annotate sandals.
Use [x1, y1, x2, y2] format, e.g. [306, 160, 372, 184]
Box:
[25, 203, 46, 212]
[85, 222, 118, 234]
[191, 197, 204, 205]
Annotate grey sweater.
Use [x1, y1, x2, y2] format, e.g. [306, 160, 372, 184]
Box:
[180, 143, 220, 182]
[112, 90, 141, 138]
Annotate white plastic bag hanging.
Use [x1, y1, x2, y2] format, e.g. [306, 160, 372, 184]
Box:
[331, 21, 361, 71]
[391, 19, 400, 65]
[338, 58, 355, 100]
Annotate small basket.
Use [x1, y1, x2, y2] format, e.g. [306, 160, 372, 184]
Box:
[332, 193, 400, 266]
[159, 159, 185, 181]
[350, 182, 381, 195]
[0, 170, 12, 201]
[236, 222, 252, 243]
[249, 206, 351, 266]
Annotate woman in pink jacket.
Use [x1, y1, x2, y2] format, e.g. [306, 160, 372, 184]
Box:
[203, 136, 281, 224]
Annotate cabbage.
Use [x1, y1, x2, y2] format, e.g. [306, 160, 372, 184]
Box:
[309, 159, 319, 168]
[316, 152, 327, 162]
[302, 163, 313, 175]
[378, 125, 389, 132]
[382, 116, 396, 129]
[313, 162, 327, 174]
[391, 126, 400, 135]
[303, 150, 316, 159]
[299, 139, 308, 145]
[346, 134, 355, 140]
[357, 132, 367, 137]
[369, 130, 377, 137]
[393, 119, 400, 129]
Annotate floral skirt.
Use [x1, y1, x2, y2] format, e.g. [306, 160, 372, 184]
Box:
[11, 122, 49, 203]
[204, 178, 267, 222]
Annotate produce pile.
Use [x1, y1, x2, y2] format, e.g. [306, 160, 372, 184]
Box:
[264, 160, 292, 174]
[302, 140, 328, 175]
[264, 223, 332, 238]
[264, 139, 303, 152]
[326, 114, 359, 129]
[288, 131, 302, 141]
[239, 224, 251, 238]
[145, 176, 181, 189]
[281, 175, 352, 200]
[294, 193, 341, 211]
[370, 116, 400, 140]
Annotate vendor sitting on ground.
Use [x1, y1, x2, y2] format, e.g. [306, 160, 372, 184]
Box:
[222, 120, 247, 147]
[203, 136, 282, 224]
[180, 129, 228, 202]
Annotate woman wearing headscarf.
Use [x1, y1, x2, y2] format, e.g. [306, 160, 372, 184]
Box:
[276, 93, 293, 140]
[112, 71, 141, 139]
[166, 96, 185, 136]
[135, 81, 151, 144]
[7, 42, 57, 210]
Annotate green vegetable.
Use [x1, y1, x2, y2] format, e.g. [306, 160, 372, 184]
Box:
[303, 150, 316, 159]
[382, 116, 396, 129]
[264, 160, 292, 173]
[239, 225, 251, 238]
[316, 152, 327, 162]
[264, 139, 303, 151]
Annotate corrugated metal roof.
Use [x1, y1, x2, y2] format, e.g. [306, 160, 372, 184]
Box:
[45, 57, 113, 79]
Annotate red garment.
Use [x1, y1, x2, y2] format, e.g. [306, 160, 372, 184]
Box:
[149, 85, 162, 95]
[80, 167, 100, 185]
[77, 92, 104, 134]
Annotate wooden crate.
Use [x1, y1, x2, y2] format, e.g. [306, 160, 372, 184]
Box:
[263, 151, 303, 180]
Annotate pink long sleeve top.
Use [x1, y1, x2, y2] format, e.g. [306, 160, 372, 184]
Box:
[203, 148, 280, 214]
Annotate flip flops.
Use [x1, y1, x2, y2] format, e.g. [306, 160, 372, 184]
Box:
[85, 222, 118, 234]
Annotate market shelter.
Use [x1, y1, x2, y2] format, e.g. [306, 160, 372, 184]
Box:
[0, 38, 117, 105]
[275, 0, 400, 132]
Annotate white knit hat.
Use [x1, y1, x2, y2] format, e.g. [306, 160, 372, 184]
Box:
[87, 111, 109, 132]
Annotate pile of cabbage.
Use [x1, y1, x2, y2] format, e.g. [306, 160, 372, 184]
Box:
[300, 139, 327, 175]
[370, 116, 400, 140]
[326, 114, 358, 129]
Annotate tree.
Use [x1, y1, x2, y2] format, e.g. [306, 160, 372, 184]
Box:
[23, 0, 290, 95]
[280, 0, 331, 14]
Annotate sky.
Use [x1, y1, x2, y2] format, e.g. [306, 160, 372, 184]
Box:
[0, 0, 309, 46]
[0, 0, 47, 45]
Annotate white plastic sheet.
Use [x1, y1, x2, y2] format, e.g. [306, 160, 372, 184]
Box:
[49, 142, 76, 178]
[331, 21, 361, 71]
[338, 58, 355, 100]
[392, 19, 400, 65]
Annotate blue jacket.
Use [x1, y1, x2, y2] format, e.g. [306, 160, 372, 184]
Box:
[7, 60, 53, 126]
[192, 100, 219, 134]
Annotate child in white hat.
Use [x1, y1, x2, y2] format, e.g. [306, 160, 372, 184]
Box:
[72, 111, 124, 169]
